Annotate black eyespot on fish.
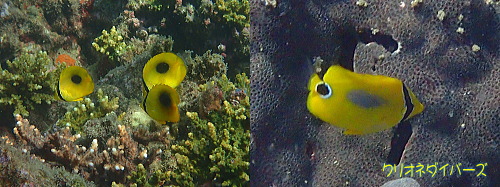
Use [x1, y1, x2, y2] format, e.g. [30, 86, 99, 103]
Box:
[159, 92, 172, 107]
[71, 75, 82, 84]
[156, 62, 169, 74]
[316, 82, 332, 99]
[143, 52, 187, 90]
[142, 84, 180, 123]
[55, 66, 94, 102]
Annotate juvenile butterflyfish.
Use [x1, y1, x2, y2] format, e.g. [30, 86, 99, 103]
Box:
[142, 52, 187, 92]
[307, 65, 424, 135]
[55, 66, 94, 101]
[142, 84, 180, 123]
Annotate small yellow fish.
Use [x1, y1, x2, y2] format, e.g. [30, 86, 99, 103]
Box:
[55, 66, 94, 101]
[307, 65, 424, 135]
[142, 52, 187, 92]
[142, 84, 180, 123]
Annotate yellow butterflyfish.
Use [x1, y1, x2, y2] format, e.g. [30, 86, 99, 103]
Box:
[142, 84, 180, 123]
[307, 65, 424, 135]
[55, 66, 94, 101]
[142, 52, 187, 92]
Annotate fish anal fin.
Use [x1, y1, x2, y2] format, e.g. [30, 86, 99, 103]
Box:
[343, 129, 364, 135]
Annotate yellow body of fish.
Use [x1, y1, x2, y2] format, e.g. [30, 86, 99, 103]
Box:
[307, 65, 424, 135]
[55, 66, 94, 101]
[142, 84, 180, 123]
[142, 52, 187, 91]
[141, 52, 186, 123]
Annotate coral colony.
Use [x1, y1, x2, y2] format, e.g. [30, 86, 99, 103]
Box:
[0, 0, 249, 186]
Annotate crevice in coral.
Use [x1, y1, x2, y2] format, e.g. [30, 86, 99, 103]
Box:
[336, 29, 358, 71]
[386, 120, 412, 165]
[358, 28, 398, 53]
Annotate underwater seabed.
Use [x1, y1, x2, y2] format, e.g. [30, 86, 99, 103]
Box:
[0, 0, 250, 186]
[250, 0, 498, 186]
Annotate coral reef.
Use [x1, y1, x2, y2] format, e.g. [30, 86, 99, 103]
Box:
[56, 88, 119, 134]
[0, 0, 87, 63]
[0, 140, 95, 186]
[168, 73, 250, 186]
[251, 0, 498, 186]
[6, 114, 168, 185]
[92, 26, 128, 61]
[0, 47, 61, 117]
[124, 0, 250, 73]
[184, 50, 228, 84]
[0, 0, 249, 186]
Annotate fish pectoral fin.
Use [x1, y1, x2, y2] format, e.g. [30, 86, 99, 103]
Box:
[343, 129, 364, 135]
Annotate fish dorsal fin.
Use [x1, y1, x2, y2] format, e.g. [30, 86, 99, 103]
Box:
[323, 65, 353, 81]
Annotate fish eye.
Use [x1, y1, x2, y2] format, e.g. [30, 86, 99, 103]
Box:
[156, 62, 170, 73]
[71, 75, 82, 84]
[315, 82, 332, 99]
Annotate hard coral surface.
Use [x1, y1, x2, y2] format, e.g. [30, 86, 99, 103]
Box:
[251, 0, 499, 186]
[0, 0, 249, 186]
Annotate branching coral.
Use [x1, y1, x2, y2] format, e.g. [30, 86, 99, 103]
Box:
[9, 114, 164, 185]
[92, 26, 129, 61]
[167, 73, 250, 186]
[0, 48, 61, 116]
[0, 139, 95, 186]
[215, 0, 250, 28]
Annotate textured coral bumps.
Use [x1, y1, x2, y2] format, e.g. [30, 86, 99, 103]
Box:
[250, 0, 498, 186]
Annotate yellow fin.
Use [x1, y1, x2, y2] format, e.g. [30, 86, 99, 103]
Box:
[143, 84, 180, 123]
[57, 66, 94, 101]
[406, 86, 425, 119]
[142, 52, 187, 91]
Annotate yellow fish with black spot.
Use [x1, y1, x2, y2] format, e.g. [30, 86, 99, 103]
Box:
[55, 66, 94, 101]
[142, 84, 180, 123]
[307, 65, 424, 135]
[142, 52, 187, 92]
